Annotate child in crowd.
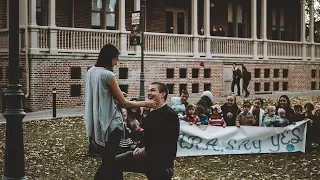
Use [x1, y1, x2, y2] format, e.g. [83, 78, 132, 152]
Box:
[303, 102, 315, 120]
[127, 98, 142, 128]
[262, 106, 283, 127]
[314, 109, 320, 147]
[291, 105, 304, 124]
[303, 103, 315, 150]
[182, 104, 200, 125]
[277, 108, 289, 127]
[119, 108, 134, 154]
[196, 105, 209, 125]
[250, 98, 265, 126]
[208, 104, 226, 127]
[221, 94, 241, 126]
[236, 101, 256, 127]
[129, 119, 144, 145]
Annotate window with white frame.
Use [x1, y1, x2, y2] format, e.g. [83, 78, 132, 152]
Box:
[272, 8, 277, 39]
[92, 0, 117, 30]
[272, 8, 286, 40]
[36, 0, 48, 26]
[228, 3, 235, 37]
[165, 8, 188, 34]
[237, 4, 244, 38]
[228, 3, 245, 38]
[280, 8, 285, 40]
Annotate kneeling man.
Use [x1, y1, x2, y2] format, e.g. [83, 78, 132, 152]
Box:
[113, 82, 180, 180]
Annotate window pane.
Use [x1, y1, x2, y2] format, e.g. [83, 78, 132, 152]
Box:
[107, 0, 117, 13]
[228, 3, 233, 22]
[280, 8, 285, 27]
[106, 13, 116, 28]
[228, 23, 235, 37]
[237, 4, 242, 23]
[36, 0, 44, 7]
[92, 0, 103, 11]
[166, 12, 174, 33]
[92, 12, 101, 26]
[177, 12, 185, 34]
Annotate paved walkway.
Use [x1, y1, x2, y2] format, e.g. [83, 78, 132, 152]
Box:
[1, 90, 320, 123]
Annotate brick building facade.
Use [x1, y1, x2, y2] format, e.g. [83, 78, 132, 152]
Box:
[0, 0, 318, 112]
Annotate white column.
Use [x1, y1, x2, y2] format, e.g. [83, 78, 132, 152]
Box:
[192, 0, 199, 57]
[204, 0, 211, 57]
[309, 0, 315, 61]
[261, 0, 268, 60]
[48, 0, 57, 53]
[19, 0, 27, 51]
[301, 0, 307, 60]
[251, 0, 258, 59]
[134, 0, 141, 56]
[119, 0, 127, 55]
[29, 0, 39, 53]
[19, 0, 27, 26]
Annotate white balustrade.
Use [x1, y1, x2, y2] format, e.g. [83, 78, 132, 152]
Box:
[144, 32, 193, 56]
[257, 40, 263, 57]
[209, 37, 253, 57]
[315, 43, 320, 60]
[126, 32, 135, 54]
[23, 26, 313, 61]
[198, 37, 206, 55]
[267, 40, 302, 59]
[0, 29, 9, 52]
[38, 27, 49, 50]
[55, 27, 120, 53]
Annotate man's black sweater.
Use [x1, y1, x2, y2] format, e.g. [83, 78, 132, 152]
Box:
[143, 104, 180, 168]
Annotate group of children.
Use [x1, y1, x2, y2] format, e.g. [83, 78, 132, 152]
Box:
[178, 94, 320, 149]
[120, 98, 147, 152]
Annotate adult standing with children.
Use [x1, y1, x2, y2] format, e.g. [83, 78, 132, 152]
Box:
[231, 63, 242, 96]
[85, 44, 156, 180]
[242, 65, 251, 98]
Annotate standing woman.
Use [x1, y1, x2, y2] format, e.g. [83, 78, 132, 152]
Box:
[85, 44, 156, 180]
[242, 65, 251, 98]
[276, 95, 294, 122]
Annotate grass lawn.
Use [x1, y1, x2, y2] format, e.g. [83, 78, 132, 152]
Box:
[0, 97, 320, 179]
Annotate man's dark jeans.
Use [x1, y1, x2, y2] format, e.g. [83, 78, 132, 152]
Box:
[243, 82, 250, 97]
[94, 128, 123, 180]
[231, 78, 241, 96]
[113, 151, 174, 180]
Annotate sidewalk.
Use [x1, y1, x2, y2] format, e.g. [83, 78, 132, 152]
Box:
[1, 90, 320, 123]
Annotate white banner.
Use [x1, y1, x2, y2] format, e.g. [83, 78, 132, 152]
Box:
[177, 120, 307, 157]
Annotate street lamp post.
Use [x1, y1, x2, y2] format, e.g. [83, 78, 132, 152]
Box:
[3, 0, 27, 179]
[139, 0, 146, 101]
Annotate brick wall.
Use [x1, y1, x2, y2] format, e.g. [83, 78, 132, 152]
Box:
[0, 54, 29, 113]
[74, 0, 91, 28]
[0, 0, 7, 29]
[56, 0, 72, 27]
[2, 54, 317, 113]
[146, 0, 166, 32]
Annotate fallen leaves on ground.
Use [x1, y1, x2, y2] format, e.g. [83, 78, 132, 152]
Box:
[0, 96, 319, 179]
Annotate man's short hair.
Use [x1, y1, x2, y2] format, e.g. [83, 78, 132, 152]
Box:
[180, 89, 189, 96]
[151, 82, 169, 101]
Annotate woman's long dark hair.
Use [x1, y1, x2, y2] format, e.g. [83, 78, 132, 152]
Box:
[277, 95, 291, 107]
[95, 44, 120, 68]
